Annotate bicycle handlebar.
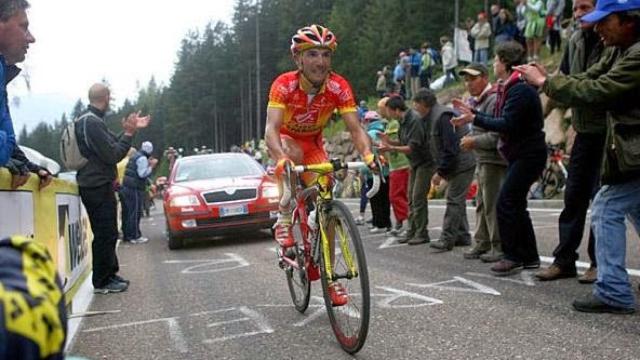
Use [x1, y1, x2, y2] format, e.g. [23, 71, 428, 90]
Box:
[280, 160, 382, 207]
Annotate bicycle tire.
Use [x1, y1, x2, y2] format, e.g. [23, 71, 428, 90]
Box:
[318, 200, 370, 354]
[286, 211, 311, 313]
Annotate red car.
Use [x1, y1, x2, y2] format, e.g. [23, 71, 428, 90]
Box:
[163, 153, 279, 249]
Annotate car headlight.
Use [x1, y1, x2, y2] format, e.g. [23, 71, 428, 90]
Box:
[169, 195, 201, 207]
[262, 186, 280, 199]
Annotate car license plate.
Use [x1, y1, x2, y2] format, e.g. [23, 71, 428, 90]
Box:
[220, 204, 248, 217]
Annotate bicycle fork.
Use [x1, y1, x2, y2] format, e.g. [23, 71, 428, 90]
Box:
[318, 210, 359, 282]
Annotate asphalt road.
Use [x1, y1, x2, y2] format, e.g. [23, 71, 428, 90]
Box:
[69, 199, 640, 360]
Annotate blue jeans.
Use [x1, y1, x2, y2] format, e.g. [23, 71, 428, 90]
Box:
[474, 48, 489, 65]
[591, 177, 640, 309]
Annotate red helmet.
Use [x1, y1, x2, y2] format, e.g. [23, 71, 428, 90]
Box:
[291, 24, 337, 54]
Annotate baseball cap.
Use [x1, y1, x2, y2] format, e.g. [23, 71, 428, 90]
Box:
[363, 110, 381, 122]
[581, 0, 640, 23]
[141, 141, 153, 154]
[458, 63, 489, 77]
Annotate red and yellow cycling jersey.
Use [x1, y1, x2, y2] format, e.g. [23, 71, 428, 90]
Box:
[268, 71, 357, 138]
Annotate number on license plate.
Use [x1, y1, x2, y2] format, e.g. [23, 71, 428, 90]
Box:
[220, 204, 248, 217]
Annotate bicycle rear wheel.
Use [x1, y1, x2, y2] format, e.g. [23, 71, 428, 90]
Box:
[319, 200, 370, 354]
[285, 212, 311, 313]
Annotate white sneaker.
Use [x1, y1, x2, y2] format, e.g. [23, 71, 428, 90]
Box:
[131, 237, 149, 244]
[369, 227, 390, 234]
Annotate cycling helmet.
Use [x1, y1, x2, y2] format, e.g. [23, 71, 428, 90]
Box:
[291, 24, 337, 54]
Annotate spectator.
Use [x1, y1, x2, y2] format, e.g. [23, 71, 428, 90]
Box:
[0, 0, 33, 167]
[419, 43, 434, 88]
[515, 0, 528, 42]
[524, 0, 546, 61]
[491, 4, 502, 32]
[457, 63, 507, 262]
[546, 0, 566, 54]
[407, 88, 475, 252]
[452, 41, 547, 276]
[76, 83, 150, 294]
[378, 96, 435, 245]
[362, 111, 391, 233]
[470, 12, 492, 64]
[535, 0, 605, 284]
[120, 141, 158, 244]
[465, 17, 476, 55]
[495, 9, 519, 44]
[376, 70, 387, 98]
[0, 0, 51, 191]
[440, 36, 458, 86]
[409, 47, 422, 99]
[516, 0, 640, 314]
[0, 236, 67, 360]
[393, 55, 406, 98]
[401, 50, 412, 98]
[357, 100, 369, 120]
[378, 97, 410, 236]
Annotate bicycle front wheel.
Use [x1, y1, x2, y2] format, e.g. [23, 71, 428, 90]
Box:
[319, 200, 370, 354]
[286, 213, 311, 313]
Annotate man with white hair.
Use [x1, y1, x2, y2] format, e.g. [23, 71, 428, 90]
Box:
[120, 141, 158, 245]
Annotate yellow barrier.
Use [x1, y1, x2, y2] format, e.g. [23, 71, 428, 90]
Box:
[0, 168, 92, 304]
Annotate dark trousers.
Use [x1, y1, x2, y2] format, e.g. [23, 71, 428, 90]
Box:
[359, 174, 369, 214]
[120, 186, 144, 241]
[553, 132, 606, 268]
[368, 175, 391, 229]
[80, 183, 119, 288]
[498, 154, 546, 263]
[548, 30, 561, 54]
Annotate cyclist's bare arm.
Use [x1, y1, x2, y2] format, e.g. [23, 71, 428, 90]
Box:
[342, 112, 373, 159]
[265, 107, 288, 160]
[266, 108, 304, 164]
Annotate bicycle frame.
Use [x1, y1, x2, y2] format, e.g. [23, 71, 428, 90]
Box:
[279, 161, 380, 281]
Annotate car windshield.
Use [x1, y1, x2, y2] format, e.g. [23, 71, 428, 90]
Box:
[174, 155, 263, 183]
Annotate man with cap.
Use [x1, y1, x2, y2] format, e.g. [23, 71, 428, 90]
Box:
[120, 141, 158, 244]
[535, 0, 606, 284]
[517, 0, 640, 314]
[458, 63, 507, 262]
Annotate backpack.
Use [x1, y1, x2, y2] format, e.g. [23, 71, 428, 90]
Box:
[60, 113, 92, 170]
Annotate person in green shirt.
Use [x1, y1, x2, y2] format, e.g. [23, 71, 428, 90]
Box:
[378, 97, 410, 236]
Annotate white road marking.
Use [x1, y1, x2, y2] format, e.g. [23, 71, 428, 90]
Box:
[202, 307, 274, 344]
[293, 296, 326, 327]
[407, 276, 501, 296]
[164, 253, 250, 274]
[466, 271, 536, 286]
[375, 286, 443, 308]
[167, 317, 189, 354]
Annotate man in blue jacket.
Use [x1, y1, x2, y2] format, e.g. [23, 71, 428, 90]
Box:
[0, 0, 35, 167]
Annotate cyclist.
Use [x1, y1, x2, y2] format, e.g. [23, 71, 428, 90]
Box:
[265, 24, 376, 306]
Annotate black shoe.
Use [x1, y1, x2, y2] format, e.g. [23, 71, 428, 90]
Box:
[112, 274, 130, 285]
[94, 279, 128, 294]
[454, 238, 471, 247]
[407, 237, 430, 245]
[572, 295, 635, 314]
[429, 240, 453, 253]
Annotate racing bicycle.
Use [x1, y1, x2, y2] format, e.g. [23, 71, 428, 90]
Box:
[278, 158, 381, 354]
